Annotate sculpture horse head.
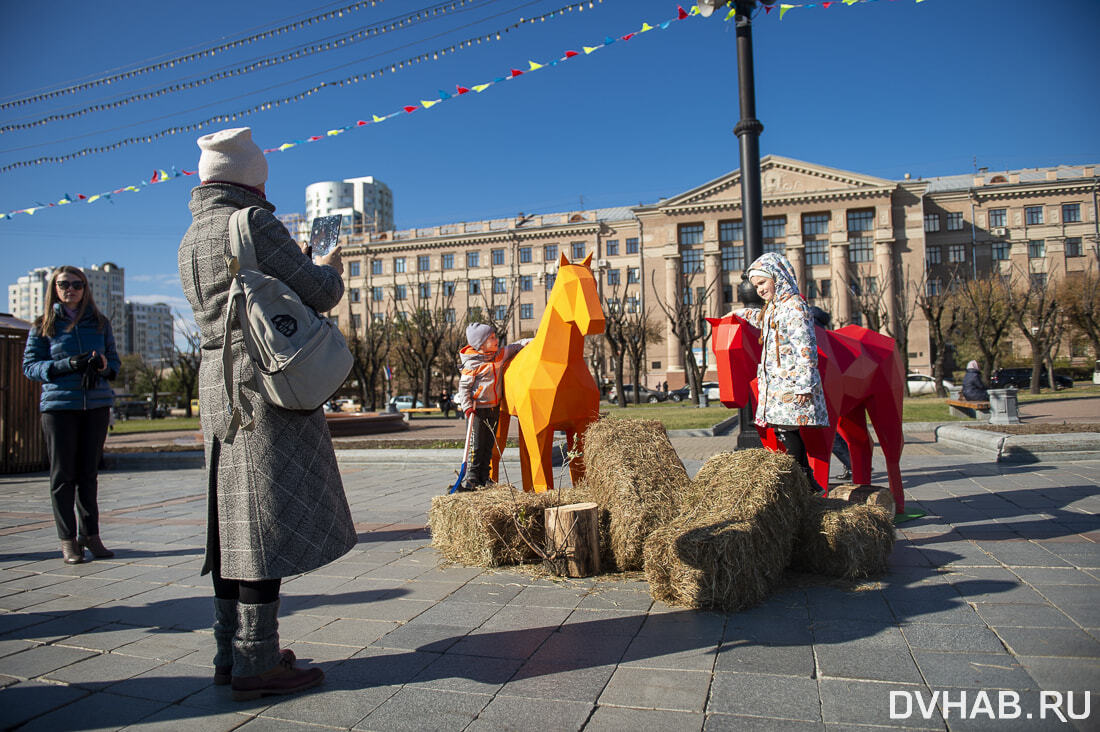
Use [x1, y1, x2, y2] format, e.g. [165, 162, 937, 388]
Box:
[707, 312, 762, 409]
[551, 252, 605, 337]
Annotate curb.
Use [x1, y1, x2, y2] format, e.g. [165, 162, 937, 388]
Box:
[934, 424, 1100, 463]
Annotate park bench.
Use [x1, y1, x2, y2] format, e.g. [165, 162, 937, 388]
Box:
[945, 398, 990, 419]
[400, 406, 442, 418]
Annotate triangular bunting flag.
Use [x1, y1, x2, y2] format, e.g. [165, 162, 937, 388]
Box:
[357, 120, 368, 126]
[403, 106, 417, 113]
[327, 129, 344, 135]
[182, 170, 197, 175]
[765, 4, 774, 12]
[725, 6, 736, 19]
[583, 46, 599, 54]
[510, 68, 523, 77]
[677, 5, 688, 19]
[473, 83, 491, 92]
[151, 171, 160, 183]
[779, 3, 794, 18]
[456, 85, 470, 94]
[308, 136, 322, 142]
[420, 99, 439, 109]
[88, 195, 101, 203]
[278, 143, 295, 151]
[621, 33, 634, 41]
[528, 61, 544, 71]
[373, 115, 386, 122]
[564, 50, 579, 57]
[640, 23, 653, 32]
[438, 90, 451, 100]
[77, 194, 86, 200]
[660, 20, 671, 29]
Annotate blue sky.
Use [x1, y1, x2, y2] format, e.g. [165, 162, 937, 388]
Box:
[1, 0, 1097, 321]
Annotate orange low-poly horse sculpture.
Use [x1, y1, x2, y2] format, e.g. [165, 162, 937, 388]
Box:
[490, 253, 605, 492]
[709, 313, 907, 512]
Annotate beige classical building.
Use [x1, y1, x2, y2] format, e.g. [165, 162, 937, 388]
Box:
[331, 156, 1098, 390]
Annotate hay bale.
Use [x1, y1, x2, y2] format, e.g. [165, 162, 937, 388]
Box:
[429, 484, 589, 567]
[790, 498, 895, 579]
[644, 449, 809, 611]
[582, 418, 689, 571]
[829, 484, 896, 515]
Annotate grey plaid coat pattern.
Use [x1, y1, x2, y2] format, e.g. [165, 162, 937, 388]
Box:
[179, 183, 357, 580]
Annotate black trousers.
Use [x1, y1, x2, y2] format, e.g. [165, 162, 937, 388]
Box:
[464, 406, 499, 489]
[41, 407, 111, 540]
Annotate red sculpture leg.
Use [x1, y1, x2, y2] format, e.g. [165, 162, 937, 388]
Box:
[865, 394, 905, 512]
[838, 410, 873, 486]
[801, 425, 834, 494]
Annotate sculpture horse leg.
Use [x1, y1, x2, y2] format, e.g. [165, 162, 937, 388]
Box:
[564, 415, 594, 487]
[865, 394, 905, 513]
[518, 412, 555, 493]
[489, 397, 512, 484]
[838, 408, 873, 487]
[801, 426, 834, 494]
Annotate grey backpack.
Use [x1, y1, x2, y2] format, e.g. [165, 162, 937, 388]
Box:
[221, 207, 352, 443]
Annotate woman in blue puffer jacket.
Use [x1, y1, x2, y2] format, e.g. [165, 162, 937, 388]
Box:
[23, 266, 121, 564]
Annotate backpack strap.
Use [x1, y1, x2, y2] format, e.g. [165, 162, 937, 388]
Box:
[221, 207, 259, 444]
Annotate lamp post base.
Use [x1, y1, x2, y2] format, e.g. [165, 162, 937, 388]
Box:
[735, 406, 762, 449]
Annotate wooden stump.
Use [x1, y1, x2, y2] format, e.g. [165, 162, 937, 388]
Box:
[829, 485, 896, 515]
[545, 502, 601, 577]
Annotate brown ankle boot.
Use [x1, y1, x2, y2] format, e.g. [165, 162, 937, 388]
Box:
[60, 540, 84, 565]
[230, 654, 323, 700]
[80, 535, 114, 559]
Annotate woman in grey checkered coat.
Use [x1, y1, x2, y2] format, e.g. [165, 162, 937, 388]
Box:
[178, 128, 357, 700]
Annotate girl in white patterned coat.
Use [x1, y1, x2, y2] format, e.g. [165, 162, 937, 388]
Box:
[732, 252, 829, 492]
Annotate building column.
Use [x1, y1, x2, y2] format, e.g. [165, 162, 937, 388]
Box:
[830, 239, 851, 324]
[705, 250, 722, 318]
[786, 240, 806, 295]
[875, 239, 896, 332]
[664, 254, 682, 373]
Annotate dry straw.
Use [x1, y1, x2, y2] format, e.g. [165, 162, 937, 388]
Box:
[644, 449, 809, 611]
[582, 418, 689, 570]
[791, 497, 895, 579]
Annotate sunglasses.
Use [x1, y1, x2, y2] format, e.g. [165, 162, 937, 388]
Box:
[56, 281, 85, 291]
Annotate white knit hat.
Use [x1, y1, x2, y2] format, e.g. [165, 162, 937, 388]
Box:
[466, 323, 493, 349]
[197, 127, 268, 188]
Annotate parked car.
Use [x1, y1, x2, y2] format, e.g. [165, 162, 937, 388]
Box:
[607, 384, 666, 403]
[668, 382, 721, 402]
[991, 368, 1073, 390]
[112, 401, 166, 419]
[906, 373, 955, 396]
[389, 395, 427, 410]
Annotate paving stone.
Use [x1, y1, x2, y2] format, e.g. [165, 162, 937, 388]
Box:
[599, 666, 711, 712]
[974, 541, 1070, 567]
[819, 679, 944, 730]
[443, 582, 524, 605]
[912, 650, 1039, 690]
[105, 659, 214, 702]
[299, 617, 397, 648]
[446, 625, 554, 660]
[530, 629, 631, 666]
[117, 705, 250, 731]
[409, 601, 501, 629]
[342, 645, 441, 687]
[54, 623, 155, 653]
[0, 679, 89, 729]
[1016, 656, 1100, 696]
[708, 672, 820, 720]
[1009, 567, 1099, 585]
[705, 713, 824, 731]
[466, 694, 592, 732]
[43, 652, 163, 691]
[18, 690, 167, 731]
[619, 633, 719, 671]
[502, 660, 617, 703]
[576, 588, 654, 612]
[900, 624, 1007, 653]
[637, 610, 726, 642]
[261, 685, 398, 728]
[373, 622, 468, 652]
[993, 626, 1100, 658]
[2, 643, 97, 679]
[586, 705, 704, 731]
[815, 642, 924, 684]
[714, 638, 814, 677]
[973, 603, 1077, 629]
[353, 687, 490, 731]
[406, 653, 523, 694]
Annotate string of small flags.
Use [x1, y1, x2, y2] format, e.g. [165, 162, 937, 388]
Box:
[1, 0, 477, 134]
[0, 0, 391, 111]
[1, 0, 931, 221]
[0, 0, 602, 172]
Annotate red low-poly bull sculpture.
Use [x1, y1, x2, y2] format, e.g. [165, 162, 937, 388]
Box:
[709, 313, 907, 512]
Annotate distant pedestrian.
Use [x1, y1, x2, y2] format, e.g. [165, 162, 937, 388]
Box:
[22, 266, 120, 565]
[962, 360, 989, 401]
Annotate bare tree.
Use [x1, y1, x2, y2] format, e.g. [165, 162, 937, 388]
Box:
[345, 302, 392, 410]
[599, 282, 631, 407]
[171, 314, 201, 417]
[583, 335, 610, 402]
[389, 272, 460, 406]
[475, 276, 521, 345]
[1061, 267, 1100, 363]
[913, 266, 963, 398]
[849, 262, 920, 387]
[621, 302, 664, 401]
[1002, 264, 1063, 395]
[953, 274, 1013, 384]
[650, 268, 717, 405]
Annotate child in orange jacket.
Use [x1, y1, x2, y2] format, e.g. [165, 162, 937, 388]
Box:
[454, 323, 528, 491]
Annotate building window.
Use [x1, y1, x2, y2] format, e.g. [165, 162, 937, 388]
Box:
[723, 285, 733, 304]
[444, 308, 456, 323]
[625, 237, 639, 254]
[989, 208, 1007, 228]
[570, 241, 586, 260]
[923, 214, 940, 233]
[802, 212, 829, 236]
[372, 312, 385, 323]
[807, 278, 831, 300]
[351, 313, 361, 330]
[468, 279, 481, 295]
[848, 238, 873, 263]
[394, 257, 406, 274]
[720, 246, 745, 272]
[678, 223, 704, 246]
[372, 286, 383, 301]
[627, 267, 639, 284]
[805, 239, 829, 266]
[607, 269, 620, 286]
[992, 241, 1010, 261]
[626, 296, 639, 313]
[493, 277, 507, 294]
[520, 275, 533, 291]
[1065, 237, 1083, 257]
[418, 282, 430, 298]
[946, 212, 964, 231]
[926, 246, 942, 265]
[468, 306, 482, 321]
[948, 244, 967, 263]
[442, 253, 454, 270]
[864, 276, 878, 294]
[1030, 272, 1047, 289]
[417, 255, 430, 272]
[443, 281, 456, 296]
[681, 249, 704, 274]
[519, 246, 532, 264]
[1062, 203, 1081, 223]
[762, 216, 787, 239]
[606, 298, 621, 314]
[492, 305, 506, 321]
[926, 279, 941, 296]
[719, 219, 744, 244]
[492, 249, 505, 266]
[1025, 206, 1044, 225]
[371, 259, 383, 275]
[348, 261, 361, 277]
[349, 288, 361, 303]
[847, 209, 874, 232]
[545, 244, 558, 261]
[545, 273, 556, 289]
[466, 251, 480, 268]
[763, 241, 786, 255]
[520, 303, 534, 320]
[395, 284, 407, 301]
[606, 239, 619, 256]
[1028, 239, 1045, 258]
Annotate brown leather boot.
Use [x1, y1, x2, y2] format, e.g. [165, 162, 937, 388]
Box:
[230, 653, 323, 700]
[60, 540, 84, 565]
[80, 535, 114, 559]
